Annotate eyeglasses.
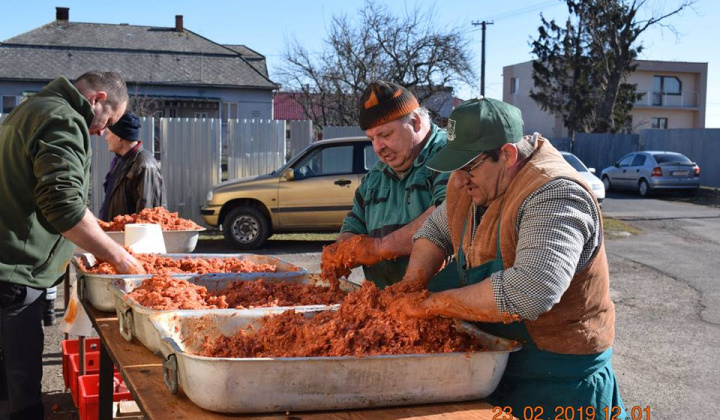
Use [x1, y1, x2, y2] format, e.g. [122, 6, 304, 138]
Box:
[459, 154, 489, 175]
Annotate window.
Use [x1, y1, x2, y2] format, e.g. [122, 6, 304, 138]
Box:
[653, 76, 681, 105]
[651, 117, 668, 129]
[653, 153, 691, 164]
[617, 154, 634, 168]
[194, 113, 208, 119]
[293, 145, 354, 179]
[251, 110, 261, 118]
[631, 154, 646, 167]
[364, 145, 380, 170]
[2, 96, 19, 113]
[510, 77, 519, 94]
[221, 102, 239, 120]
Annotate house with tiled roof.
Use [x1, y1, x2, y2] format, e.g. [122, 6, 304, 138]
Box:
[0, 7, 277, 119]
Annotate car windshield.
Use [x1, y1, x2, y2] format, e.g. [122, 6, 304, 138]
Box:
[652, 153, 692, 164]
[562, 153, 588, 172]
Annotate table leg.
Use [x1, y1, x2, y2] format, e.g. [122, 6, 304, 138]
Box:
[79, 336, 86, 376]
[63, 265, 70, 340]
[98, 342, 114, 420]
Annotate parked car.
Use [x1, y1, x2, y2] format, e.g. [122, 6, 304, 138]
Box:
[600, 151, 700, 197]
[560, 152, 606, 205]
[201, 137, 378, 249]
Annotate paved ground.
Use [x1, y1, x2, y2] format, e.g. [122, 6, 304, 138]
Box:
[31, 190, 720, 419]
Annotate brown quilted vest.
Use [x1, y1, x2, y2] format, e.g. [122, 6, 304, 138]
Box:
[445, 137, 615, 354]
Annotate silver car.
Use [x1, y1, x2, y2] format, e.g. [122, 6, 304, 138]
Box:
[561, 152, 606, 205]
[600, 151, 700, 197]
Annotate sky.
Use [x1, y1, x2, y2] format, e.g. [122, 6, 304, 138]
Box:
[1, 0, 717, 127]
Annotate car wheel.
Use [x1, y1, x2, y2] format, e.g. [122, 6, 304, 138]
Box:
[602, 176, 612, 192]
[638, 179, 652, 198]
[223, 206, 269, 250]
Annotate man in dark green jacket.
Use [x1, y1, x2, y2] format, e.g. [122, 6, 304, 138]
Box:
[0, 71, 145, 420]
[321, 81, 451, 288]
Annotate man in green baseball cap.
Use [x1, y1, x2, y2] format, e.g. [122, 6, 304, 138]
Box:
[426, 96, 524, 173]
[390, 97, 627, 418]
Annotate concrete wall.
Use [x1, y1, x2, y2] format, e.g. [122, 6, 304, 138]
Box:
[503, 59, 708, 134]
[0, 80, 273, 119]
[503, 61, 567, 137]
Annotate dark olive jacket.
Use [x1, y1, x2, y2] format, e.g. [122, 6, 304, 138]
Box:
[0, 77, 93, 288]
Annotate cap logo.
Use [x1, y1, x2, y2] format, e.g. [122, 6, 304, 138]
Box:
[364, 91, 379, 109]
[447, 119, 456, 141]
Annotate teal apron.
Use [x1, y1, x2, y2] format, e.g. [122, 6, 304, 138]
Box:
[430, 210, 628, 420]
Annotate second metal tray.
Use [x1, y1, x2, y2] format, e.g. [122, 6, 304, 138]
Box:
[73, 253, 308, 312]
[111, 275, 353, 354]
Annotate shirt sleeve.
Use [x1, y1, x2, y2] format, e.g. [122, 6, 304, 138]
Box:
[490, 179, 600, 321]
[31, 117, 89, 233]
[414, 200, 454, 257]
[340, 175, 369, 235]
[430, 171, 450, 207]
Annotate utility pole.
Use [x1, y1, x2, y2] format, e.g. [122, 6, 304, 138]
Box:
[471, 20, 494, 96]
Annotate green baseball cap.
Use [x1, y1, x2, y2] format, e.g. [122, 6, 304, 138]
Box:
[426, 97, 524, 172]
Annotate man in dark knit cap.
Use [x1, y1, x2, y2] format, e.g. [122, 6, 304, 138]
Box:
[99, 112, 166, 221]
[322, 80, 454, 288]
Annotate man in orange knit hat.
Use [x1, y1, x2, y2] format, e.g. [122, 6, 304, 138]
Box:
[322, 80, 455, 288]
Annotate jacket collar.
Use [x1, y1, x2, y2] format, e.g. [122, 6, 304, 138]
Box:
[38, 77, 95, 129]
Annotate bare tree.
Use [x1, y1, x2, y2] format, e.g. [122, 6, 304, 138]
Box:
[530, 0, 695, 134]
[278, 1, 475, 130]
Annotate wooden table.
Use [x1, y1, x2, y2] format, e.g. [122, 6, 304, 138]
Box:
[82, 303, 504, 420]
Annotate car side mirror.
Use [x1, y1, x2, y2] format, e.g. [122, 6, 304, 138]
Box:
[282, 168, 295, 181]
[614, 162, 619, 167]
[588, 168, 596, 174]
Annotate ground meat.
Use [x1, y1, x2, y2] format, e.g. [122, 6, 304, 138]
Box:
[125, 276, 344, 310]
[216, 280, 346, 308]
[199, 282, 484, 358]
[79, 250, 278, 275]
[125, 276, 228, 310]
[98, 207, 202, 231]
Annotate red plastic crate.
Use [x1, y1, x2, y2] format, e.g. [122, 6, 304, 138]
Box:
[68, 352, 100, 407]
[78, 373, 133, 420]
[61, 338, 101, 388]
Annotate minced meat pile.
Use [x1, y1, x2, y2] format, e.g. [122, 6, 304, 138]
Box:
[198, 282, 484, 358]
[125, 275, 346, 310]
[80, 251, 278, 275]
[98, 207, 202, 231]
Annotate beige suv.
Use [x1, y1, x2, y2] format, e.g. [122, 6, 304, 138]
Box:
[201, 137, 378, 249]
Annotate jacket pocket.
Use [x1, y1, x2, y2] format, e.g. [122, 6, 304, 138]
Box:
[368, 187, 390, 204]
[31, 235, 66, 277]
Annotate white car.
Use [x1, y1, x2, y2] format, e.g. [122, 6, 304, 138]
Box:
[561, 152, 606, 205]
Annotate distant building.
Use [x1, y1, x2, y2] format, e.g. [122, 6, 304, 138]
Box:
[0, 7, 277, 119]
[502, 60, 708, 136]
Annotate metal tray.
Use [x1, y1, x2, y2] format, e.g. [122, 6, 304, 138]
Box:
[152, 310, 521, 414]
[73, 253, 308, 312]
[111, 275, 355, 354]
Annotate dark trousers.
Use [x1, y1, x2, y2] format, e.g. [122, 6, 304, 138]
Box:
[0, 281, 46, 420]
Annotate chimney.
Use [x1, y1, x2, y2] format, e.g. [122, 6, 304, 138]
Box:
[56, 7, 69, 21]
[175, 15, 183, 32]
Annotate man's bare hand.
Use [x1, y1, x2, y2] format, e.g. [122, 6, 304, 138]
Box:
[321, 234, 394, 280]
[389, 292, 436, 320]
[111, 250, 146, 274]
